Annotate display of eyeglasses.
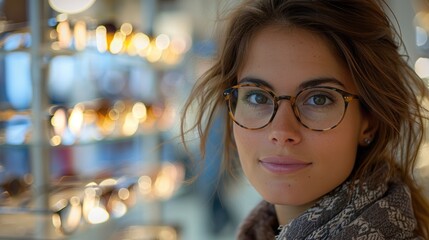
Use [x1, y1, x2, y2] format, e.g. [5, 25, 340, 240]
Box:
[0, 1, 190, 239]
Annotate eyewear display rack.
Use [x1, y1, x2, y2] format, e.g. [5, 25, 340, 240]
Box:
[0, 1, 185, 239]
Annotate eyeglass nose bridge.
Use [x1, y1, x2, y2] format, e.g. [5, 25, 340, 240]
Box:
[276, 95, 294, 103]
[271, 94, 300, 122]
[275, 94, 299, 108]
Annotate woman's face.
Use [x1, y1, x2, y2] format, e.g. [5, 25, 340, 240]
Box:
[234, 26, 371, 206]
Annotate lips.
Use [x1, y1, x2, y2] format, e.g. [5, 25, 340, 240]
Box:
[259, 156, 312, 174]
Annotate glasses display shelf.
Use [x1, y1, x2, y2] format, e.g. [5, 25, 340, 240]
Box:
[0, 1, 190, 239]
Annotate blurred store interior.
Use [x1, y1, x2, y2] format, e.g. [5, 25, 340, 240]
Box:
[0, 0, 428, 239]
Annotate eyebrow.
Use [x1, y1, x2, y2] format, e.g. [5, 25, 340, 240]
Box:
[238, 77, 274, 88]
[238, 76, 346, 91]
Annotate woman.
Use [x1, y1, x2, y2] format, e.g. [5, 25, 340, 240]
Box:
[180, 0, 429, 238]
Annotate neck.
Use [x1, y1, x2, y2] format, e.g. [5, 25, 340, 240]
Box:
[274, 201, 316, 225]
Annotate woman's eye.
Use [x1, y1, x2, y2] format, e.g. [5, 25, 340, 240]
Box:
[247, 92, 271, 105]
[305, 94, 333, 106]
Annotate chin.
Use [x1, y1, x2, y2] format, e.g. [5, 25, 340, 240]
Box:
[260, 191, 317, 206]
[267, 197, 314, 206]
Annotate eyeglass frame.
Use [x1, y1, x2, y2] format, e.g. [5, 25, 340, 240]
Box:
[223, 83, 360, 131]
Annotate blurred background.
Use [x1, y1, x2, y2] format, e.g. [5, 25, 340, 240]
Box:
[0, 0, 428, 239]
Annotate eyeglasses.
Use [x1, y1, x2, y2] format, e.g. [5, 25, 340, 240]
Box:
[223, 83, 359, 131]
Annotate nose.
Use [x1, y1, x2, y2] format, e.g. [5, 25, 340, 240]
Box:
[268, 101, 302, 145]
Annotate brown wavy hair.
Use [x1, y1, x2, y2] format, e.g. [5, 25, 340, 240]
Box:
[180, 0, 429, 236]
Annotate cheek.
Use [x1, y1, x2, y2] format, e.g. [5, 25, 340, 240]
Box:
[233, 125, 259, 166]
[313, 134, 358, 172]
[233, 124, 252, 148]
[313, 118, 362, 173]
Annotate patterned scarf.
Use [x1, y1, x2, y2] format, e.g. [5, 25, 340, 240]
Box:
[237, 180, 422, 240]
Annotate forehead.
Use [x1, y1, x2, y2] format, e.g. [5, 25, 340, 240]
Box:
[238, 25, 354, 92]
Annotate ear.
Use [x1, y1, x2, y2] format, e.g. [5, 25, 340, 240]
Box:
[358, 112, 378, 146]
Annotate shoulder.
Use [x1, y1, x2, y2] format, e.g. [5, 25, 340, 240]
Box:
[236, 201, 278, 240]
[336, 180, 419, 239]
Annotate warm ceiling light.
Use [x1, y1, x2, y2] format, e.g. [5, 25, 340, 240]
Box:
[49, 0, 96, 14]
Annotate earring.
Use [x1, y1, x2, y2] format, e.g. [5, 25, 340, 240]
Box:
[363, 138, 372, 145]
